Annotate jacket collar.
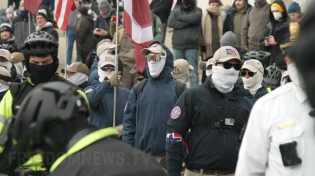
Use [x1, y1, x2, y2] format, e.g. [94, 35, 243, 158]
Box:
[292, 83, 307, 103]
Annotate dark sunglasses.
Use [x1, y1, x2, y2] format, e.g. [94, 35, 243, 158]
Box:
[216, 62, 242, 71]
[101, 66, 115, 72]
[108, 50, 117, 55]
[240, 70, 257, 77]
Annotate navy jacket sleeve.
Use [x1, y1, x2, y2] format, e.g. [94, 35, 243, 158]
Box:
[166, 91, 193, 176]
[85, 82, 111, 109]
[90, 56, 99, 73]
[122, 85, 137, 146]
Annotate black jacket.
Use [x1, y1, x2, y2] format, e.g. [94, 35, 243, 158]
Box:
[77, 17, 96, 55]
[223, 0, 251, 33]
[168, 0, 202, 50]
[0, 36, 18, 53]
[41, 25, 59, 42]
[244, 86, 268, 105]
[166, 76, 253, 176]
[94, 10, 116, 43]
[260, 0, 290, 69]
[50, 136, 167, 176]
[12, 14, 36, 51]
[150, 0, 173, 24]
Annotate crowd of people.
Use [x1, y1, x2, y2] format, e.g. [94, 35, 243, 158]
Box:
[0, 0, 313, 176]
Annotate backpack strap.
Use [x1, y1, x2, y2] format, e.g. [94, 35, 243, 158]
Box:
[136, 79, 148, 100]
[175, 81, 185, 98]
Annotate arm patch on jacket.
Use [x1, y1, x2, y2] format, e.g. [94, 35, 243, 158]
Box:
[170, 106, 181, 119]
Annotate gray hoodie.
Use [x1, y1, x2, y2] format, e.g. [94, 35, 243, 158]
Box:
[67, 8, 79, 31]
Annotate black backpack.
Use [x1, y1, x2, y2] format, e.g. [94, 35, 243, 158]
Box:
[136, 79, 186, 99]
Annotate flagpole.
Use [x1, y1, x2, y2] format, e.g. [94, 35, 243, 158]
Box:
[64, 30, 68, 78]
[113, 0, 119, 128]
[28, 13, 31, 35]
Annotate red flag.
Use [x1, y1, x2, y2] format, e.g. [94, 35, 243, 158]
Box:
[71, 0, 82, 11]
[24, 0, 42, 15]
[55, 0, 75, 32]
[124, 0, 154, 73]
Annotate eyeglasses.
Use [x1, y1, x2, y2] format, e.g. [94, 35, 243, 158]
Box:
[240, 70, 257, 77]
[100, 66, 115, 72]
[216, 62, 242, 70]
[146, 54, 161, 62]
[108, 50, 117, 55]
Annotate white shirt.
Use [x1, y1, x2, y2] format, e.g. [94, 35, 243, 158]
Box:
[236, 83, 315, 176]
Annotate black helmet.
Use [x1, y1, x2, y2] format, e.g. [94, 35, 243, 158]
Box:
[22, 31, 59, 73]
[244, 50, 271, 66]
[264, 64, 281, 85]
[11, 82, 89, 153]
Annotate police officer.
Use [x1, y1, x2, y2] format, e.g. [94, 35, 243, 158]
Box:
[166, 46, 253, 176]
[1, 82, 167, 176]
[236, 21, 315, 175]
[0, 31, 87, 173]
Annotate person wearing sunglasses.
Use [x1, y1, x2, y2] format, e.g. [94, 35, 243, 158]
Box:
[84, 43, 129, 136]
[166, 46, 254, 176]
[240, 59, 268, 100]
[123, 42, 187, 169]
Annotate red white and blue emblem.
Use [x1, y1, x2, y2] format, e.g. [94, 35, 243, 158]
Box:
[245, 60, 255, 65]
[166, 133, 183, 144]
[171, 106, 181, 119]
[226, 49, 237, 56]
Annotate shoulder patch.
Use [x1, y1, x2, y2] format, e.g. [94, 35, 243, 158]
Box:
[170, 106, 181, 119]
[85, 88, 93, 94]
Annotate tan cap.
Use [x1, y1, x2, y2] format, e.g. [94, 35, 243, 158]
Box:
[174, 59, 194, 73]
[0, 66, 11, 85]
[206, 58, 214, 69]
[241, 59, 264, 74]
[98, 53, 115, 68]
[61, 62, 90, 76]
[0, 49, 12, 62]
[141, 43, 166, 56]
[281, 71, 289, 80]
[213, 46, 241, 63]
[11, 52, 24, 64]
[96, 40, 120, 57]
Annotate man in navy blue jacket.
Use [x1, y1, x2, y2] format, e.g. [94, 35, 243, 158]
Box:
[123, 41, 186, 160]
[85, 41, 129, 136]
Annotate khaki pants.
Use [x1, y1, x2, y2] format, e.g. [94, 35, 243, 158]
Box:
[248, 43, 260, 52]
[184, 169, 235, 176]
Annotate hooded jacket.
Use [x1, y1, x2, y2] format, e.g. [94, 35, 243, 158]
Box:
[150, 0, 174, 24]
[94, 8, 116, 43]
[223, 0, 251, 46]
[0, 36, 18, 53]
[168, 0, 202, 50]
[12, 14, 36, 51]
[123, 41, 187, 156]
[261, 0, 291, 70]
[85, 79, 129, 129]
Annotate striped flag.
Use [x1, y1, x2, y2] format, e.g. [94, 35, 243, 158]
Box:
[55, 0, 80, 32]
[124, 0, 153, 73]
[171, 0, 178, 11]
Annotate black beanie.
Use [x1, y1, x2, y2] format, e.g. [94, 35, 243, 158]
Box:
[79, 6, 88, 16]
[0, 23, 12, 34]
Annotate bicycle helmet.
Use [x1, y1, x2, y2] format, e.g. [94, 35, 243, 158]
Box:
[264, 64, 281, 85]
[11, 82, 89, 153]
[22, 31, 59, 73]
[244, 50, 271, 66]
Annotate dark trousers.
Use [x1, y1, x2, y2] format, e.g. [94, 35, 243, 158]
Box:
[8, 0, 20, 8]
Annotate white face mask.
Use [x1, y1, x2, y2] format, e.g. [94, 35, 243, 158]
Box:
[206, 69, 213, 77]
[273, 12, 282, 21]
[67, 72, 89, 86]
[148, 55, 166, 78]
[281, 79, 286, 86]
[173, 72, 189, 83]
[98, 67, 113, 82]
[288, 62, 305, 89]
[212, 66, 240, 93]
[242, 71, 263, 96]
[0, 61, 12, 72]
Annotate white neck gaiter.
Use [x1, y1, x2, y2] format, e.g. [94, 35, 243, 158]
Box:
[212, 66, 239, 93]
[173, 72, 189, 83]
[242, 71, 263, 96]
[288, 62, 305, 89]
[98, 67, 113, 82]
[206, 70, 213, 77]
[67, 72, 89, 86]
[0, 83, 9, 92]
[148, 55, 166, 78]
[0, 61, 12, 72]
